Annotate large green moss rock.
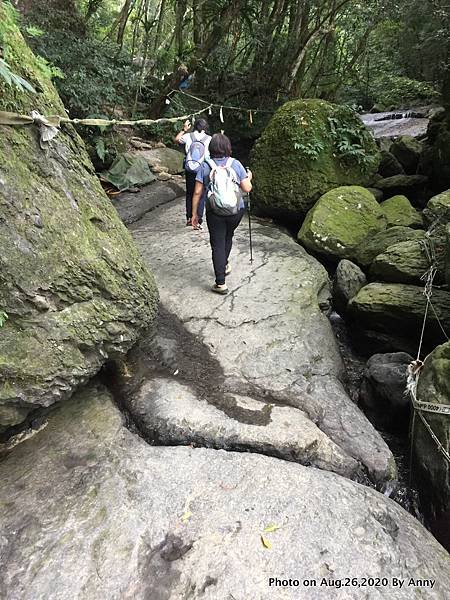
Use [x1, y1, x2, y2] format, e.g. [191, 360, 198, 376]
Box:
[380, 195, 423, 229]
[298, 186, 387, 261]
[370, 240, 431, 284]
[413, 341, 450, 550]
[348, 283, 450, 351]
[251, 99, 380, 217]
[0, 8, 158, 430]
[355, 226, 426, 267]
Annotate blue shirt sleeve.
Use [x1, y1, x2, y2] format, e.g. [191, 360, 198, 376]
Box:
[231, 159, 248, 183]
[196, 162, 211, 184]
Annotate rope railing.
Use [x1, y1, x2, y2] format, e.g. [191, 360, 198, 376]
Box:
[408, 224, 450, 473]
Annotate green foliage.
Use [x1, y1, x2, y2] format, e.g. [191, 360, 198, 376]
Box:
[0, 1, 36, 93]
[0, 311, 8, 328]
[371, 76, 440, 109]
[0, 57, 36, 93]
[27, 31, 138, 117]
[328, 107, 379, 172]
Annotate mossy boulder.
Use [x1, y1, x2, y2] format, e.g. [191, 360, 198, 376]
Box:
[390, 135, 422, 174]
[370, 240, 431, 284]
[380, 195, 424, 229]
[424, 189, 450, 226]
[413, 341, 450, 549]
[251, 99, 380, 217]
[348, 283, 450, 352]
[0, 8, 158, 430]
[298, 186, 387, 261]
[355, 226, 426, 267]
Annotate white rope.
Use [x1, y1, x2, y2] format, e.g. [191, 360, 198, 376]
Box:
[408, 222, 450, 466]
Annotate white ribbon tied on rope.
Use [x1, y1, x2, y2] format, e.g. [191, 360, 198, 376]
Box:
[30, 110, 60, 148]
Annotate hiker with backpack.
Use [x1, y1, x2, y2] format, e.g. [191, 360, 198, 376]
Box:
[174, 117, 211, 229]
[191, 133, 252, 295]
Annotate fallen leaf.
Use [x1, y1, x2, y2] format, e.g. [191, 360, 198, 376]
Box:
[263, 524, 280, 533]
[260, 535, 272, 549]
[181, 511, 192, 523]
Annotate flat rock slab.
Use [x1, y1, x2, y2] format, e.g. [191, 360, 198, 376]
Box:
[134, 147, 184, 174]
[112, 180, 185, 224]
[129, 200, 396, 484]
[1, 386, 449, 600]
[130, 377, 359, 478]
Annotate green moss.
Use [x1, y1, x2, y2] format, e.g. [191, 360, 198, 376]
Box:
[370, 240, 430, 284]
[0, 15, 158, 429]
[298, 186, 387, 261]
[251, 99, 380, 216]
[355, 226, 426, 267]
[380, 195, 424, 228]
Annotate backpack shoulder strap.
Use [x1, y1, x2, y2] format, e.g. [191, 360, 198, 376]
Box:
[190, 132, 196, 142]
[225, 157, 234, 169]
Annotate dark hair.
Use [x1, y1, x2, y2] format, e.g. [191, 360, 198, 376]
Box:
[209, 133, 232, 158]
[194, 118, 209, 134]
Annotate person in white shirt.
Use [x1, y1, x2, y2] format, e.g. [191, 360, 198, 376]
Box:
[174, 118, 211, 228]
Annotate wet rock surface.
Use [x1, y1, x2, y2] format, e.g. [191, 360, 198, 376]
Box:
[1, 385, 450, 600]
[128, 198, 396, 484]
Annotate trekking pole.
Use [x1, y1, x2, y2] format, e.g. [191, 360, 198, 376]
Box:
[245, 167, 253, 263]
[246, 191, 253, 263]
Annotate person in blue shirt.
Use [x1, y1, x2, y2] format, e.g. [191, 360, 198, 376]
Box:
[191, 133, 252, 294]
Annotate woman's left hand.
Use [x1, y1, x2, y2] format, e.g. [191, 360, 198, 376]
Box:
[191, 215, 199, 229]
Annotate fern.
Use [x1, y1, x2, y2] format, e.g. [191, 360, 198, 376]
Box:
[0, 58, 36, 93]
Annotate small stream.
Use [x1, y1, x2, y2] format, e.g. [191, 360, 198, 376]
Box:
[329, 310, 423, 522]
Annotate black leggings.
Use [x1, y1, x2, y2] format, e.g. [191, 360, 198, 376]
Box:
[185, 170, 205, 223]
[206, 208, 244, 285]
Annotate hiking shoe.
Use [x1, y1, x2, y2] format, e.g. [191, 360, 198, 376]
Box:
[211, 283, 228, 295]
[193, 223, 203, 230]
[225, 263, 231, 276]
[186, 218, 192, 226]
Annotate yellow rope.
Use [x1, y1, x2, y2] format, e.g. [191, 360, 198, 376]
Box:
[0, 105, 212, 129]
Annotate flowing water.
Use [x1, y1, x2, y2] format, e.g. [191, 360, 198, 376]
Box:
[360, 109, 430, 139]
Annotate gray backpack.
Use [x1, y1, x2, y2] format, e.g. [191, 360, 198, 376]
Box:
[185, 133, 208, 173]
[206, 158, 241, 215]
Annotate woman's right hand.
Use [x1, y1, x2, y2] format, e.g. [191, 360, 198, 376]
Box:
[183, 119, 191, 132]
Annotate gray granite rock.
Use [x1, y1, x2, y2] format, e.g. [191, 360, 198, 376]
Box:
[112, 180, 184, 224]
[1, 385, 449, 600]
[333, 259, 367, 315]
[130, 200, 396, 484]
[360, 352, 413, 430]
[128, 377, 360, 478]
